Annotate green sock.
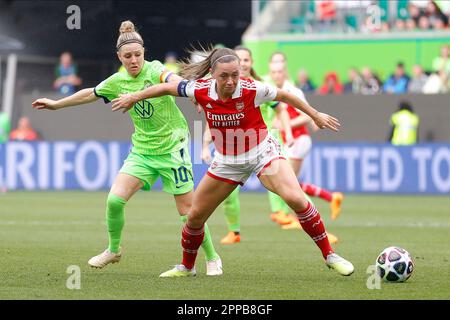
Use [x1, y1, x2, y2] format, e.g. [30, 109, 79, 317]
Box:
[268, 191, 290, 213]
[180, 215, 219, 261]
[106, 193, 126, 254]
[223, 186, 240, 233]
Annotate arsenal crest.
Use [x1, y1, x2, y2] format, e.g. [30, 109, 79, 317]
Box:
[236, 101, 244, 111]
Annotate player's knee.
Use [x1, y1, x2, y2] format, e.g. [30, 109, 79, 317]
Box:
[187, 208, 206, 228]
[107, 193, 127, 212]
[282, 190, 306, 210]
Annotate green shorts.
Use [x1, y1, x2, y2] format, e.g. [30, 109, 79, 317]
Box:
[119, 147, 194, 195]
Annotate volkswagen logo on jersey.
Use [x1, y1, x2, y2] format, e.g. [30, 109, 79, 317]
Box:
[134, 100, 154, 119]
[236, 101, 244, 111]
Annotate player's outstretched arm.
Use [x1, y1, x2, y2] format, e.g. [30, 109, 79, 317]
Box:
[32, 88, 98, 111]
[275, 89, 340, 132]
[111, 81, 181, 113]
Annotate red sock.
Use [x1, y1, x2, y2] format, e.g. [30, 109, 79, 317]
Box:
[181, 224, 204, 270]
[296, 202, 334, 259]
[300, 183, 333, 202]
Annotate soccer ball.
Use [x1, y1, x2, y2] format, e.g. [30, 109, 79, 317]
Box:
[375, 247, 414, 282]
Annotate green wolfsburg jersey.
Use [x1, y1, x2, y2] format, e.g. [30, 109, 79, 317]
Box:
[0, 112, 11, 143]
[259, 100, 279, 130]
[94, 60, 189, 155]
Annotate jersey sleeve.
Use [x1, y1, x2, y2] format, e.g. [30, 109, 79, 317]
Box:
[94, 74, 118, 103]
[177, 80, 196, 99]
[149, 60, 173, 84]
[254, 80, 278, 107]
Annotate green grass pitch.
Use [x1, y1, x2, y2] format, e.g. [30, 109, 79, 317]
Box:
[1, 191, 449, 300]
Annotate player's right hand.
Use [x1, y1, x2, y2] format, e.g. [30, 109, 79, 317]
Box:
[111, 94, 136, 113]
[32, 98, 59, 110]
[313, 112, 340, 132]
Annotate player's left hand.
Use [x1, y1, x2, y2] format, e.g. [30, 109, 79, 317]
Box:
[111, 94, 136, 113]
[313, 112, 340, 132]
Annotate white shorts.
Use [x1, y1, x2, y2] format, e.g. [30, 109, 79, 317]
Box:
[285, 135, 312, 160]
[207, 134, 286, 185]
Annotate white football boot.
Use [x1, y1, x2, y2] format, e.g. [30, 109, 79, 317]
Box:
[88, 248, 122, 268]
[206, 257, 223, 276]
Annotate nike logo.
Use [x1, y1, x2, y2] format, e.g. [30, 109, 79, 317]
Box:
[176, 185, 186, 189]
[206, 103, 213, 109]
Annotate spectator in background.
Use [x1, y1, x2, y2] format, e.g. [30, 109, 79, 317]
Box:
[317, 72, 343, 95]
[432, 44, 450, 73]
[433, 17, 447, 29]
[408, 2, 424, 25]
[0, 111, 11, 143]
[388, 101, 419, 146]
[53, 52, 82, 96]
[383, 62, 410, 94]
[405, 18, 417, 30]
[9, 117, 39, 141]
[425, 1, 449, 29]
[295, 69, 315, 93]
[381, 21, 391, 32]
[408, 65, 428, 93]
[360, 67, 381, 95]
[315, 0, 337, 32]
[422, 70, 449, 94]
[418, 15, 431, 30]
[344, 68, 363, 94]
[163, 51, 180, 74]
[394, 19, 406, 31]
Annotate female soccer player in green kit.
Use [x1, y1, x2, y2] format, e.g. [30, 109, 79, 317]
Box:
[201, 46, 294, 244]
[32, 21, 222, 276]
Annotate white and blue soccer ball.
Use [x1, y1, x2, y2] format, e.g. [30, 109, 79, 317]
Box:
[376, 246, 414, 282]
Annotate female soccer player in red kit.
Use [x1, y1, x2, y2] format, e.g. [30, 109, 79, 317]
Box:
[112, 47, 354, 277]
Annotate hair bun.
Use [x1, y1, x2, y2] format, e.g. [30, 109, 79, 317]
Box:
[119, 21, 135, 34]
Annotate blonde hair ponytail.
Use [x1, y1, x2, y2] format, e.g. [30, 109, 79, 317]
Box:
[116, 20, 144, 51]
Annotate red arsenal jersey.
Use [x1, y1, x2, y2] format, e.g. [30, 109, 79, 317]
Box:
[281, 105, 309, 143]
[179, 77, 278, 155]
